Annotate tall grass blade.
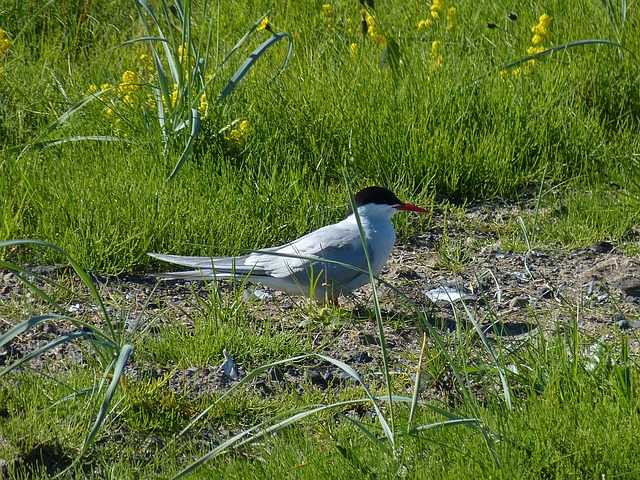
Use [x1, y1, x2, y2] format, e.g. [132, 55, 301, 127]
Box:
[135, 0, 180, 82]
[167, 108, 201, 180]
[45, 90, 110, 135]
[5, 136, 133, 154]
[407, 333, 427, 433]
[0, 331, 91, 377]
[344, 179, 396, 447]
[219, 14, 269, 68]
[316, 353, 394, 445]
[0, 261, 67, 314]
[0, 314, 73, 348]
[171, 397, 396, 480]
[81, 343, 133, 454]
[459, 298, 513, 410]
[218, 32, 294, 101]
[0, 239, 112, 338]
[499, 39, 633, 71]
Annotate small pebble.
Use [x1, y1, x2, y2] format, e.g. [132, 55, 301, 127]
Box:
[508, 296, 530, 309]
[614, 277, 640, 300]
[590, 241, 615, 254]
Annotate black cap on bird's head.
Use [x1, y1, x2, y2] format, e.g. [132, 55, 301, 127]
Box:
[347, 186, 429, 214]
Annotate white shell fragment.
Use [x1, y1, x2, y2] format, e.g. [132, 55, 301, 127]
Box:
[425, 285, 477, 304]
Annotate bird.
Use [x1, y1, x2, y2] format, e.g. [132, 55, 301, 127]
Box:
[148, 186, 428, 301]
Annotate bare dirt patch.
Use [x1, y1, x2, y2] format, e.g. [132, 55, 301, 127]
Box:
[2, 203, 640, 397]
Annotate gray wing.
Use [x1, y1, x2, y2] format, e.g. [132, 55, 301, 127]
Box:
[148, 252, 269, 275]
[263, 239, 373, 286]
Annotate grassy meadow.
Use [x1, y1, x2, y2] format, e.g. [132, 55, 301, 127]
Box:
[1, 0, 640, 478]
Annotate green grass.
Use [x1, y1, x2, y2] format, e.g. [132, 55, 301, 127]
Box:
[1, 0, 640, 478]
[1, 0, 639, 269]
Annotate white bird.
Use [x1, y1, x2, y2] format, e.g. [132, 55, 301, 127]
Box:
[148, 186, 428, 301]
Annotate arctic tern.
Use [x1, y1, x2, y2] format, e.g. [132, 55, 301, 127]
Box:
[149, 186, 428, 300]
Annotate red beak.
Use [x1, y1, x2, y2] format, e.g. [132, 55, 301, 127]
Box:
[395, 203, 429, 214]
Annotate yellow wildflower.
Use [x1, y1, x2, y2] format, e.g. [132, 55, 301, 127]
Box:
[365, 12, 379, 39]
[531, 14, 550, 45]
[531, 14, 550, 36]
[0, 29, 13, 56]
[527, 46, 545, 55]
[431, 40, 444, 56]
[88, 84, 99, 94]
[446, 7, 457, 31]
[169, 83, 179, 108]
[531, 34, 544, 45]
[100, 83, 112, 91]
[161, 83, 179, 109]
[428, 40, 444, 75]
[349, 43, 358, 55]
[258, 16, 273, 33]
[322, 4, 332, 17]
[225, 120, 250, 149]
[177, 44, 194, 65]
[198, 93, 208, 116]
[119, 70, 140, 94]
[418, 19, 433, 29]
[123, 93, 135, 106]
[430, 0, 445, 20]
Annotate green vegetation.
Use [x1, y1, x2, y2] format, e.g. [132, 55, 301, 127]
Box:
[1, 0, 640, 478]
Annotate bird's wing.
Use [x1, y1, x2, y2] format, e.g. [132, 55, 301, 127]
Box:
[148, 219, 375, 285]
[148, 252, 267, 274]
[255, 225, 374, 285]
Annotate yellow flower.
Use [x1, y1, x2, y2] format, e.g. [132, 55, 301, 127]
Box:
[258, 16, 273, 32]
[365, 12, 379, 39]
[531, 13, 550, 44]
[119, 70, 140, 94]
[418, 19, 433, 29]
[532, 14, 550, 35]
[0, 29, 13, 56]
[428, 40, 444, 75]
[198, 93, 208, 116]
[161, 83, 179, 109]
[88, 84, 99, 94]
[123, 93, 135, 106]
[322, 4, 332, 17]
[349, 43, 358, 55]
[225, 120, 250, 149]
[431, 40, 444, 56]
[430, 0, 445, 19]
[446, 7, 457, 31]
[169, 83, 178, 108]
[527, 45, 545, 55]
[100, 83, 112, 91]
